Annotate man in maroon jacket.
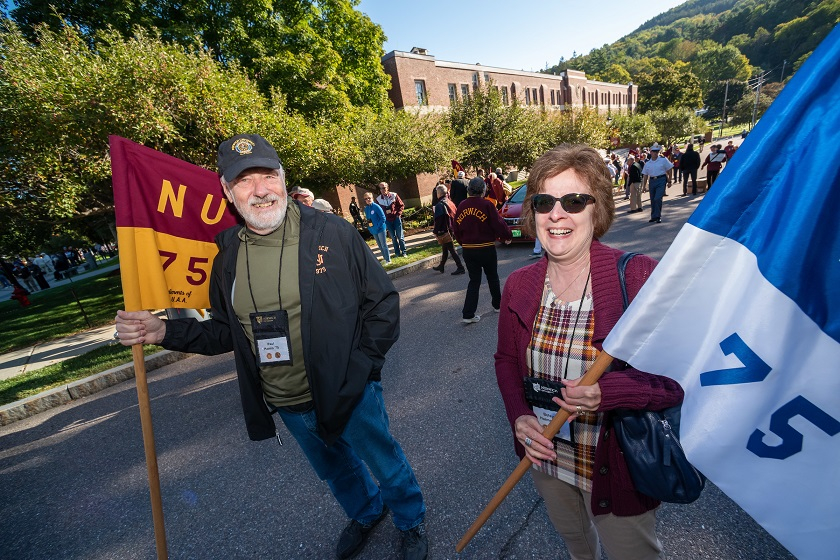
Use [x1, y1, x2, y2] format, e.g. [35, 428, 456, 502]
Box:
[453, 179, 512, 323]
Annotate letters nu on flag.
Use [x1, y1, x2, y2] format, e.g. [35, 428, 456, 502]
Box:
[603, 24, 840, 560]
[111, 136, 239, 311]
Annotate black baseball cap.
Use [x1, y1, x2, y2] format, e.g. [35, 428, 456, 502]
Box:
[217, 134, 282, 182]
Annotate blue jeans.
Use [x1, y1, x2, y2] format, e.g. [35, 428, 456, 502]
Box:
[276, 382, 425, 531]
[371, 230, 391, 263]
[649, 176, 667, 220]
[385, 218, 406, 256]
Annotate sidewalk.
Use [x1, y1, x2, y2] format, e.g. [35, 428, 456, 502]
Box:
[0, 229, 444, 425]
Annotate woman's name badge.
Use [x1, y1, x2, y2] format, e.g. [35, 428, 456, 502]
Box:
[533, 406, 572, 442]
[250, 310, 293, 367]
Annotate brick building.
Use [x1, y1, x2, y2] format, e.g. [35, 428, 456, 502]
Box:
[382, 47, 638, 114]
[331, 48, 638, 216]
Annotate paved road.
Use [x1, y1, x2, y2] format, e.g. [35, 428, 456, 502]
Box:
[0, 190, 793, 559]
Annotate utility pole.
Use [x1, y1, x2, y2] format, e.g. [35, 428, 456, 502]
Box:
[780, 60, 787, 82]
[750, 70, 770, 131]
[719, 80, 729, 139]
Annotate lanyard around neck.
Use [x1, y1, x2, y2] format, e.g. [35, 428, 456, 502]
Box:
[243, 220, 287, 313]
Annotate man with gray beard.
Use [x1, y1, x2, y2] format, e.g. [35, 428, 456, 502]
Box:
[115, 134, 428, 560]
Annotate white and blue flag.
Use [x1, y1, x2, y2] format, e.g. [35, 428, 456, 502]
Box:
[603, 25, 840, 560]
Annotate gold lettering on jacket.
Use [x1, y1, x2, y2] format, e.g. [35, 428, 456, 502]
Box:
[456, 207, 488, 224]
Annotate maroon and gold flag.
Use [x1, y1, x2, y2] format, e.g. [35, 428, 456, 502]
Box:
[111, 136, 239, 311]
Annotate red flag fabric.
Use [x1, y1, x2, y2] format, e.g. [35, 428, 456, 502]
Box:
[111, 136, 239, 311]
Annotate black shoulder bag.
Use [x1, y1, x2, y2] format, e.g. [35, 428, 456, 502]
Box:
[611, 252, 706, 504]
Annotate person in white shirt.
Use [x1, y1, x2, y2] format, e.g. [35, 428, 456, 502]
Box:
[640, 143, 673, 223]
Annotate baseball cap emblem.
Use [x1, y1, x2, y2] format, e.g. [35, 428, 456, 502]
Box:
[232, 138, 255, 155]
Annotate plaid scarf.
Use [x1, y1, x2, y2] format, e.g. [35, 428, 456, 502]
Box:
[526, 276, 602, 491]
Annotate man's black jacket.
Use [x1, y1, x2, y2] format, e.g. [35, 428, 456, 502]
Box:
[161, 201, 400, 444]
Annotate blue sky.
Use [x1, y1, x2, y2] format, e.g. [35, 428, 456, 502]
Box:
[357, 0, 688, 71]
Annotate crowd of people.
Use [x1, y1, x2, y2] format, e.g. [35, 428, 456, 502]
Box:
[1, 244, 116, 294]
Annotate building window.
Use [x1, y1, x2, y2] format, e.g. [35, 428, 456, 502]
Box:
[525, 89, 531, 105]
[534, 88, 540, 105]
[551, 90, 555, 105]
[448, 83, 457, 104]
[461, 84, 470, 99]
[501, 86, 509, 105]
[472, 72, 479, 90]
[484, 72, 490, 83]
[415, 80, 427, 105]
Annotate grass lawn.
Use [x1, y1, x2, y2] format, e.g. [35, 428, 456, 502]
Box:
[383, 242, 442, 270]
[0, 271, 125, 354]
[0, 343, 158, 406]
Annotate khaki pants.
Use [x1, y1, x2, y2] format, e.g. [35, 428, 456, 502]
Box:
[531, 469, 665, 560]
[629, 182, 643, 211]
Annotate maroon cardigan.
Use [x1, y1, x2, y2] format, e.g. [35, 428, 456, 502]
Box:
[494, 239, 684, 517]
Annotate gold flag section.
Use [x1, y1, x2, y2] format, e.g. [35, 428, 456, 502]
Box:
[117, 226, 220, 312]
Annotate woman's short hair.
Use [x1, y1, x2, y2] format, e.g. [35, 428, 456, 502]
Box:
[520, 144, 616, 239]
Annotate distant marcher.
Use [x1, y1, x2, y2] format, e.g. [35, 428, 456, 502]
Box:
[486, 172, 507, 208]
[30, 262, 50, 290]
[0, 270, 12, 288]
[626, 154, 645, 213]
[449, 171, 470, 207]
[15, 261, 39, 292]
[701, 144, 727, 190]
[291, 187, 314, 206]
[311, 198, 334, 213]
[431, 185, 465, 275]
[431, 178, 446, 207]
[84, 249, 97, 270]
[453, 178, 512, 323]
[680, 143, 701, 196]
[348, 197, 365, 230]
[640, 143, 673, 223]
[376, 182, 407, 257]
[724, 140, 736, 160]
[363, 192, 391, 265]
[468, 169, 487, 201]
[33, 253, 54, 273]
[671, 145, 683, 183]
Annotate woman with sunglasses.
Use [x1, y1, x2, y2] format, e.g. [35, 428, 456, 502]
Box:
[495, 144, 684, 560]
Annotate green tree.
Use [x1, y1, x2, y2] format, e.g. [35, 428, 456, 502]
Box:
[691, 44, 752, 88]
[610, 112, 658, 147]
[544, 107, 610, 151]
[448, 83, 548, 171]
[0, 21, 307, 253]
[594, 64, 632, 85]
[7, 0, 392, 117]
[636, 63, 704, 112]
[647, 107, 705, 146]
[730, 93, 774, 125]
[703, 80, 747, 119]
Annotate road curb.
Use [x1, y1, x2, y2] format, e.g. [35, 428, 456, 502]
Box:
[0, 350, 189, 427]
[0, 248, 454, 426]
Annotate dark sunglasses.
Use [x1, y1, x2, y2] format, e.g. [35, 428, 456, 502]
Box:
[532, 193, 595, 214]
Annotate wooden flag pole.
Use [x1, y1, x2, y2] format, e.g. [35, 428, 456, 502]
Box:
[455, 351, 615, 553]
[132, 344, 168, 559]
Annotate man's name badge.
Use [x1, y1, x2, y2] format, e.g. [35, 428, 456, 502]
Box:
[250, 310, 293, 367]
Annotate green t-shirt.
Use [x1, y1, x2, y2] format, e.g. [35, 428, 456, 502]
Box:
[233, 203, 310, 407]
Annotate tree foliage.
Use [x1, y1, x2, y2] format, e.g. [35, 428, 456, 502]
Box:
[647, 107, 706, 146]
[448, 84, 548, 171]
[691, 44, 752, 86]
[636, 63, 704, 112]
[0, 21, 447, 254]
[731, 92, 774, 125]
[611, 112, 658, 147]
[6, 0, 392, 117]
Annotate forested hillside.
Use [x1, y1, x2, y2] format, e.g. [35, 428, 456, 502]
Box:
[546, 0, 840, 113]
